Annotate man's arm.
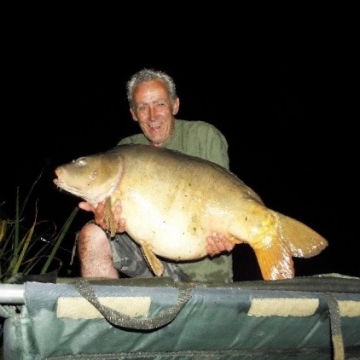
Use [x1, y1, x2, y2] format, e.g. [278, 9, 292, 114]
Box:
[200, 123, 234, 254]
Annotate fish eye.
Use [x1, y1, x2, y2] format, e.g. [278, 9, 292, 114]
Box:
[77, 158, 87, 166]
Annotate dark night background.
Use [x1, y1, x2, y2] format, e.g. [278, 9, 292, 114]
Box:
[1, 4, 358, 280]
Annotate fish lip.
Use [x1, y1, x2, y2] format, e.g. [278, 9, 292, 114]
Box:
[53, 178, 64, 189]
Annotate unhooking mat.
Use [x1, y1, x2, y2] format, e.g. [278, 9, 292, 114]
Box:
[1, 274, 360, 360]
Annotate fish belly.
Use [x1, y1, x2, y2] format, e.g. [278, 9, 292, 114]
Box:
[116, 145, 260, 261]
[120, 192, 213, 260]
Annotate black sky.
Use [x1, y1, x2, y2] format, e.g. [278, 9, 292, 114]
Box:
[1, 5, 358, 279]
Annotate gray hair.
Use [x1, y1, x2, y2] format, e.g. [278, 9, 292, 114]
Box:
[126, 68, 177, 108]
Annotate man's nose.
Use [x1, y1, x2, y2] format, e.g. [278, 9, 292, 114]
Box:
[149, 106, 157, 120]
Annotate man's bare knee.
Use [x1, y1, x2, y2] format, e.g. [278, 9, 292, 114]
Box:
[78, 223, 109, 249]
[77, 223, 119, 278]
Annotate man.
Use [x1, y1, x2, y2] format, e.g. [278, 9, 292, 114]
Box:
[78, 68, 235, 283]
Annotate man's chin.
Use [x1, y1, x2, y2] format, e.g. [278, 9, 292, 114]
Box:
[146, 134, 167, 146]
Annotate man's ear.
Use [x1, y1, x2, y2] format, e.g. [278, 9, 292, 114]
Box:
[172, 97, 180, 115]
[130, 108, 138, 122]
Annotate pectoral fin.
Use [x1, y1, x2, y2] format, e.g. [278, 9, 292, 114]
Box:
[104, 197, 118, 237]
[141, 243, 164, 277]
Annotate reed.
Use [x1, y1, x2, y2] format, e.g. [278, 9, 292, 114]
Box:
[0, 169, 78, 283]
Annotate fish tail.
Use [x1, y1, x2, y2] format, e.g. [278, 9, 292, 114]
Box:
[249, 210, 328, 280]
[277, 213, 328, 258]
[250, 212, 296, 280]
[254, 241, 295, 280]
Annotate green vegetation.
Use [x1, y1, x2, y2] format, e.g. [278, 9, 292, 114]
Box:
[0, 170, 78, 283]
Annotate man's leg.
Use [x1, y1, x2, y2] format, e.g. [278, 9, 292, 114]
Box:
[77, 222, 119, 278]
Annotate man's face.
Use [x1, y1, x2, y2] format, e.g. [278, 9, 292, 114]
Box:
[130, 79, 179, 147]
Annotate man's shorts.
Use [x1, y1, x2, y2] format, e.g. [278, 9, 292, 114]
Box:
[108, 231, 191, 281]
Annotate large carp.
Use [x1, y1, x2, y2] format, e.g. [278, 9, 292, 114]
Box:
[53, 144, 328, 280]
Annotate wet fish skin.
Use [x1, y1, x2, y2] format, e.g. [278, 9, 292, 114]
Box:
[53, 144, 328, 280]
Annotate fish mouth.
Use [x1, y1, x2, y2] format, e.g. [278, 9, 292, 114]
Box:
[53, 166, 93, 198]
[53, 161, 123, 206]
[53, 177, 86, 198]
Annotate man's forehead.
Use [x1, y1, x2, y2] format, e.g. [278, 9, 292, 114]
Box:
[134, 82, 170, 104]
[135, 79, 167, 94]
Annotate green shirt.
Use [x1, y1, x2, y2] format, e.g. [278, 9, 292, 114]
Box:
[118, 119, 233, 283]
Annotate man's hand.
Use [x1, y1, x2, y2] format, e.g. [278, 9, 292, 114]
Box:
[78, 200, 126, 233]
[78, 201, 96, 213]
[206, 232, 235, 257]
